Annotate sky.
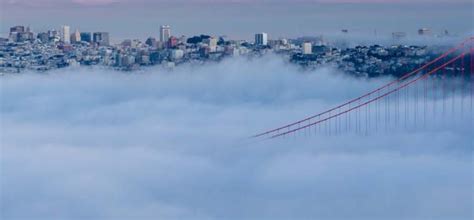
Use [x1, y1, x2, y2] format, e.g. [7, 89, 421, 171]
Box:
[3, 0, 471, 6]
[1, 55, 473, 219]
[1, 0, 473, 41]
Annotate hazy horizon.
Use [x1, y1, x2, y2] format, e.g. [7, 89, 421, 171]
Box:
[1, 1, 473, 42]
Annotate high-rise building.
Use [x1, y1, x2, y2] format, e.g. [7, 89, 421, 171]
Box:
[93, 32, 110, 46]
[37, 32, 50, 43]
[204, 37, 218, 52]
[160, 25, 171, 42]
[71, 29, 81, 43]
[9, 26, 25, 42]
[255, 33, 268, 46]
[9, 25, 35, 42]
[167, 36, 178, 48]
[48, 30, 60, 42]
[145, 37, 158, 48]
[80, 32, 92, 43]
[61, 25, 71, 44]
[302, 42, 312, 54]
[10, 26, 25, 34]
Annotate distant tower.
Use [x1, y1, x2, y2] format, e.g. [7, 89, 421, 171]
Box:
[160, 25, 171, 42]
[61, 25, 70, 44]
[302, 42, 312, 55]
[93, 32, 110, 46]
[204, 37, 218, 52]
[255, 33, 268, 46]
[71, 29, 81, 43]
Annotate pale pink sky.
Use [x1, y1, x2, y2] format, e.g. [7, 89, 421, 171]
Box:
[2, 0, 470, 7]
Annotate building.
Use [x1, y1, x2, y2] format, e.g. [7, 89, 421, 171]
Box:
[204, 37, 218, 52]
[255, 33, 268, 46]
[93, 32, 110, 46]
[392, 32, 407, 41]
[10, 26, 25, 34]
[10, 26, 25, 36]
[160, 25, 171, 42]
[170, 49, 184, 60]
[9, 26, 26, 42]
[145, 37, 158, 48]
[418, 28, 432, 36]
[37, 32, 49, 43]
[48, 30, 60, 42]
[80, 32, 92, 43]
[167, 36, 178, 48]
[9, 25, 34, 42]
[71, 29, 81, 43]
[302, 42, 312, 54]
[61, 25, 71, 44]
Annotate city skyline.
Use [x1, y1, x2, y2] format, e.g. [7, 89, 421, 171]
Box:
[1, 23, 469, 45]
[3, 21, 452, 74]
[1, 1, 472, 41]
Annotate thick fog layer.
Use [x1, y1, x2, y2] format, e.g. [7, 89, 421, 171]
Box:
[1, 56, 472, 219]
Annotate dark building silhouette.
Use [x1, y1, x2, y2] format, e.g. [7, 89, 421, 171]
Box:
[80, 32, 92, 43]
[93, 32, 110, 46]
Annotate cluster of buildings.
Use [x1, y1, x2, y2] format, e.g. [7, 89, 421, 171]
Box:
[0, 24, 447, 77]
[291, 44, 431, 77]
[8, 25, 110, 47]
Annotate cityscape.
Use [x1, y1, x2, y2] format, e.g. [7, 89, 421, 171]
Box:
[1, 1, 473, 220]
[1, 24, 454, 77]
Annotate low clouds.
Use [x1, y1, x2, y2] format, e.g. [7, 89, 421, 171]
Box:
[1, 56, 472, 219]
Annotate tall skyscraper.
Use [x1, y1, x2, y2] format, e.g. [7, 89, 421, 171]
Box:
[204, 37, 218, 52]
[71, 29, 81, 43]
[302, 42, 312, 54]
[255, 33, 268, 46]
[61, 25, 71, 44]
[160, 25, 171, 42]
[93, 32, 110, 46]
